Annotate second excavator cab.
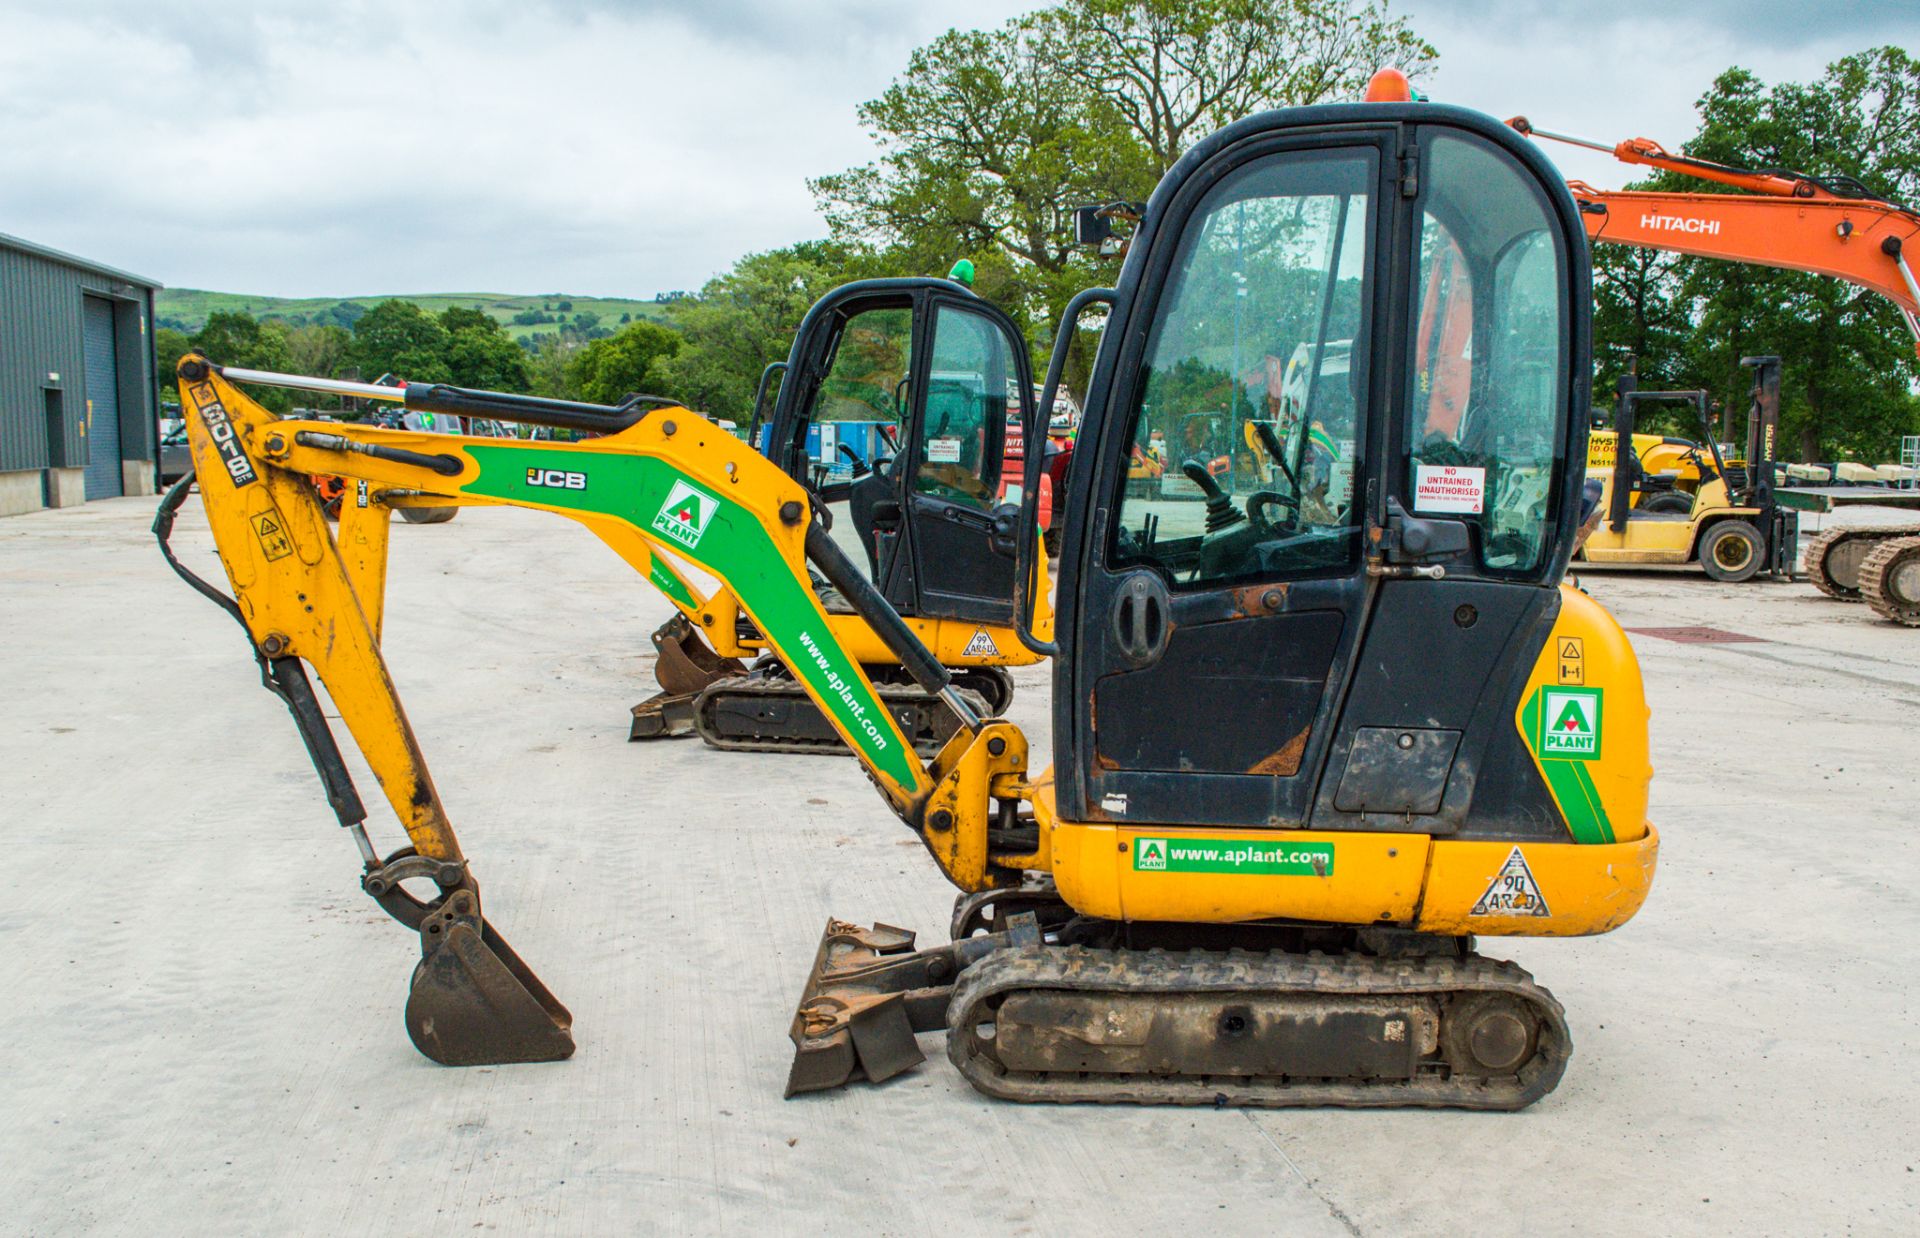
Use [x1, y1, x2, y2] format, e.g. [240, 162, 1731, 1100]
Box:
[768, 278, 1036, 627]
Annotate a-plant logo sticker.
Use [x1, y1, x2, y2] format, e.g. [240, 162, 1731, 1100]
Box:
[651, 480, 719, 550]
[1539, 687, 1602, 760]
[1135, 838, 1168, 870]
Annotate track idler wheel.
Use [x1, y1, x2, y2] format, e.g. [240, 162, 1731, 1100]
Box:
[403, 886, 575, 1066]
[1862, 535, 1920, 627]
[1441, 992, 1539, 1077]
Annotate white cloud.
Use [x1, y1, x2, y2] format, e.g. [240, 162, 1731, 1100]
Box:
[1397, 0, 1920, 190]
[0, 0, 1907, 298]
[0, 0, 1037, 295]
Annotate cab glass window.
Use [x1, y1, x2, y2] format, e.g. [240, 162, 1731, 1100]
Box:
[917, 304, 1009, 510]
[1109, 149, 1374, 588]
[816, 306, 910, 433]
[1405, 133, 1566, 575]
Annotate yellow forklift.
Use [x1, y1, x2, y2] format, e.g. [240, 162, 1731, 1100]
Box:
[1577, 356, 1797, 581]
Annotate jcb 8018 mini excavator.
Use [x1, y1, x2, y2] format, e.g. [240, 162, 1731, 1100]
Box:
[162, 86, 1656, 1105]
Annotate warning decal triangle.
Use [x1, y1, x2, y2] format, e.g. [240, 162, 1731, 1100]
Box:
[1469, 847, 1552, 917]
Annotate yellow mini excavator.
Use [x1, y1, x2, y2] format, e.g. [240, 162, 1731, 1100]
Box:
[209, 276, 1053, 758]
[162, 86, 1656, 1104]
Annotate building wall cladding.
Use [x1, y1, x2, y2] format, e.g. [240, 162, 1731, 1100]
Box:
[1, 233, 161, 492]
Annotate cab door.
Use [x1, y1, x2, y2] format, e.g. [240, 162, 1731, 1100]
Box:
[1056, 113, 1588, 836]
[769, 279, 1033, 624]
[1061, 136, 1389, 828]
[902, 291, 1030, 624]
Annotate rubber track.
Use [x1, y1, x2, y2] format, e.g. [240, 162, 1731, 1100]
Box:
[1803, 524, 1920, 600]
[1861, 535, 1920, 626]
[693, 677, 993, 756]
[946, 946, 1569, 1110]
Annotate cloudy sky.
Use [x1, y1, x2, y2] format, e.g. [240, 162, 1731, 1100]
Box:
[1, 0, 1913, 299]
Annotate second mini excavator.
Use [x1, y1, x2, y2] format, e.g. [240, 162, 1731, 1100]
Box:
[224, 275, 1054, 758]
[161, 85, 1656, 1106]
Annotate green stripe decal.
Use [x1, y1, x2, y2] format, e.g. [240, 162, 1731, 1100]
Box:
[463, 444, 921, 790]
[647, 556, 697, 610]
[1520, 687, 1615, 845]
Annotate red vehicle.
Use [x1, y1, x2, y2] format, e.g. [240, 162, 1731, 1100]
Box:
[1001, 384, 1079, 553]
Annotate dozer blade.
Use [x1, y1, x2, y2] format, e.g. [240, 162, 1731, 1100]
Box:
[632, 614, 745, 741]
[785, 918, 1005, 1097]
[628, 689, 698, 740]
[405, 887, 574, 1066]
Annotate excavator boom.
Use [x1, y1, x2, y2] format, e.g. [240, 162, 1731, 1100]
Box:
[162, 356, 1015, 1064]
[1512, 118, 1920, 355]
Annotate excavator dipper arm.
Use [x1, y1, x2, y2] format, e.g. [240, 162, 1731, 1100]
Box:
[164, 354, 1011, 1065]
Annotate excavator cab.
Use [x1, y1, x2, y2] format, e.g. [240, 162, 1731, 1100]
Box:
[1060, 111, 1587, 833]
[630, 278, 1050, 749]
[768, 278, 1034, 627]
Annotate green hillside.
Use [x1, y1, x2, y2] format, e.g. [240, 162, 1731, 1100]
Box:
[156, 288, 679, 343]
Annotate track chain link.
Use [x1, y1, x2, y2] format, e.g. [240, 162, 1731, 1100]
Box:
[946, 945, 1570, 1110]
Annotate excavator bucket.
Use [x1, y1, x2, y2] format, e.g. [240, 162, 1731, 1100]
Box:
[404, 887, 574, 1066]
[630, 614, 746, 740]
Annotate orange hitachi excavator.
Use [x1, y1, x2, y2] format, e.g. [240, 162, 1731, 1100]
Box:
[1512, 118, 1920, 622]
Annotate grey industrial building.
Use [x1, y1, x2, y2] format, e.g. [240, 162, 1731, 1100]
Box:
[1, 232, 162, 516]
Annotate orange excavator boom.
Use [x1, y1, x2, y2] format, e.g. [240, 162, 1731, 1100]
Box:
[1510, 118, 1920, 356]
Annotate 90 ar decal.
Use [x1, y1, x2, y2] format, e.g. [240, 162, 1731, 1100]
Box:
[526, 468, 587, 490]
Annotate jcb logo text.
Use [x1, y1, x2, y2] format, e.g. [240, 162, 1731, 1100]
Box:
[526, 468, 587, 490]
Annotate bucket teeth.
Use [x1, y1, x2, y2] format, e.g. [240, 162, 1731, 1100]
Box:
[404, 888, 573, 1067]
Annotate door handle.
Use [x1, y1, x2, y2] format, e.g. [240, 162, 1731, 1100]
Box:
[1112, 572, 1170, 667]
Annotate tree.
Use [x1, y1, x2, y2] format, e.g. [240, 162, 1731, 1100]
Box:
[1589, 245, 1700, 433]
[352, 300, 450, 383]
[1031, 0, 1436, 171]
[438, 306, 496, 336]
[813, 1, 1436, 391]
[656, 241, 855, 420]
[568, 321, 682, 405]
[153, 328, 192, 388]
[1591, 48, 1920, 460]
[190, 311, 294, 412]
[445, 325, 533, 391]
[526, 337, 581, 401]
[285, 324, 353, 379]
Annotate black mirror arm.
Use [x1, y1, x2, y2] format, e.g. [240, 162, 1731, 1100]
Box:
[1016, 287, 1114, 657]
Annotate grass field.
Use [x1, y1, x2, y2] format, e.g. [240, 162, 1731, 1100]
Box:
[156, 288, 677, 342]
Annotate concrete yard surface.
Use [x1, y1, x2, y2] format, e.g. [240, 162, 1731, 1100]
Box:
[3, 498, 1918, 1236]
